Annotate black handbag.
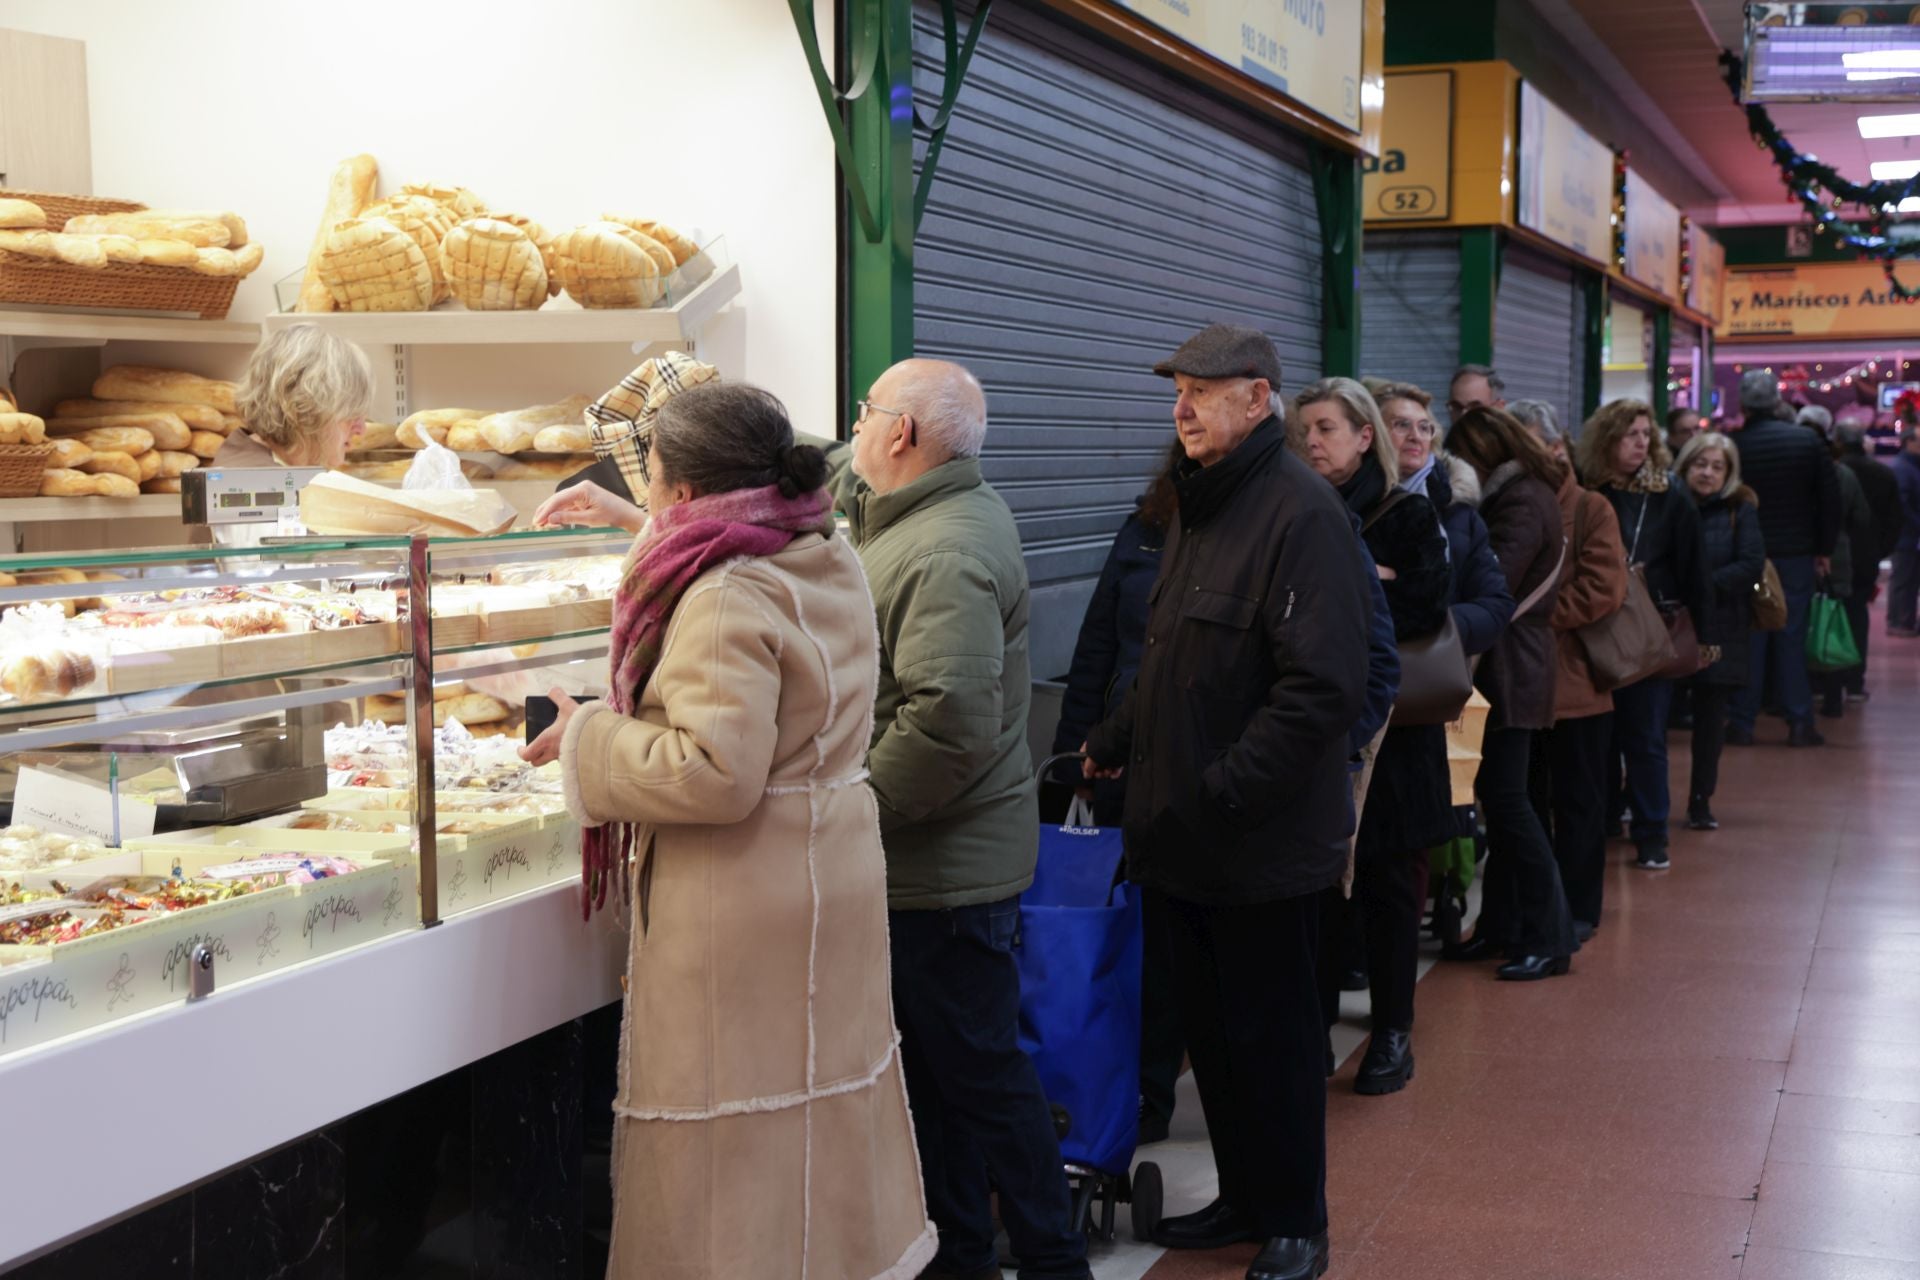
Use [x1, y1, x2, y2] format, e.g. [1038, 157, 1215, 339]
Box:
[1361, 490, 1476, 726]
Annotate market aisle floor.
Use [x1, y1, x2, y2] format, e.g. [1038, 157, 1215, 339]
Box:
[1088, 615, 1920, 1280]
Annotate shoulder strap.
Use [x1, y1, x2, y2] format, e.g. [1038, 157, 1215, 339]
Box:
[1360, 486, 1412, 535]
[1626, 491, 1650, 565]
[1572, 489, 1588, 558]
[1514, 535, 1568, 618]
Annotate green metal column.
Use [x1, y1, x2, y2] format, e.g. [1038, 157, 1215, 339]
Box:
[1650, 306, 1672, 424]
[1459, 228, 1498, 367]
[1312, 144, 1362, 378]
[1580, 270, 1605, 420]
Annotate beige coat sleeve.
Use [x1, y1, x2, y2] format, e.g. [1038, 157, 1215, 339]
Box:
[561, 576, 782, 828]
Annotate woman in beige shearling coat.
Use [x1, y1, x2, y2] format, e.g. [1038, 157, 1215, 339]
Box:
[528, 385, 934, 1280]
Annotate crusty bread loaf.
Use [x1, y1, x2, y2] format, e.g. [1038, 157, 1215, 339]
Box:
[136, 449, 162, 482]
[55, 399, 224, 431]
[63, 426, 154, 456]
[438, 692, 509, 726]
[399, 182, 486, 219]
[440, 218, 547, 311]
[80, 451, 141, 483]
[604, 216, 699, 266]
[94, 366, 238, 413]
[219, 413, 246, 436]
[318, 217, 433, 312]
[532, 424, 590, 454]
[187, 430, 225, 459]
[191, 247, 239, 277]
[49, 234, 108, 270]
[0, 198, 46, 230]
[137, 238, 199, 268]
[91, 473, 139, 498]
[64, 212, 231, 247]
[354, 422, 399, 451]
[362, 196, 455, 305]
[398, 408, 489, 450]
[232, 242, 266, 278]
[135, 209, 247, 247]
[0, 229, 54, 258]
[553, 222, 663, 309]
[46, 438, 91, 468]
[0, 412, 46, 445]
[48, 412, 190, 451]
[477, 396, 595, 454]
[600, 215, 676, 274]
[142, 476, 183, 495]
[487, 212, 561, 297]
[445, 423, 486, 453]
[298, 153, 379, 313]
[154, 451, 199, 479]
[89, 234, 142, 264]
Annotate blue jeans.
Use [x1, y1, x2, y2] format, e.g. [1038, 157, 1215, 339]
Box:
[1611, 676, 1674, 846]
[889, 900, 1090, 1279]
[1732, 554, 1817, 731]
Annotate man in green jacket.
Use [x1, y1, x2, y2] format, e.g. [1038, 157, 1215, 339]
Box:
[831, 358, 1089, 1280]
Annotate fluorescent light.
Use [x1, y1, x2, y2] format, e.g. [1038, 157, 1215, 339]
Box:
[1871, 159, 1920, 180]
[1843, 50, 1920, 69]
[1860, 112, 1920, 137]
[1848, 70, 1920, 81]
[1901, 197, 1920, 212]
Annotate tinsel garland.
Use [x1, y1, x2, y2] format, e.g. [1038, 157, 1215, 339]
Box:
[1720, 49, 1920, 297]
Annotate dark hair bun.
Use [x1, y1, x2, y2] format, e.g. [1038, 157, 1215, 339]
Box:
[774, 442, 829, 499]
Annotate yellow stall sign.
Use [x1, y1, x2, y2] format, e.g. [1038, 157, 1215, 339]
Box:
[1721, 262, 1920, 340]
[1362, 70, 1453, 221]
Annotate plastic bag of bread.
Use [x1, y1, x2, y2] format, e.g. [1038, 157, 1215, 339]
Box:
[0, 604, 105, 703]
[440, 218, 547, 311]
[361, 195, 455, 304]
[301, 471, 515, 537]
[317, 217, 433, 313]
[552, 222, 663, 309]
[402, 439, 472, 492]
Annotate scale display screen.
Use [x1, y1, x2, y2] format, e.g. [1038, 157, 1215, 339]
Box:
[215, 489, 286, 509]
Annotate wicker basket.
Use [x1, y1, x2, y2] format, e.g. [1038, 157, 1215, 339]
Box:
[0, 189, 239, 320]
[0, 442, 54, 499]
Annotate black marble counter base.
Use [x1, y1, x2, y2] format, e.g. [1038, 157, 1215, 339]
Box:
[7, 1005, 621, 1280]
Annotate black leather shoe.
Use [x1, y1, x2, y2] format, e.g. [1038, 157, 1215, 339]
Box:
[1725, 725, 1755, 746]
[1497, 954, 1571, 981]
[1789, 722, 1827, 747]
[1246, 1233, 1330, 1280]
[1354, 1029, 1414, 1095]
[1442, 932, 1503, 962]
[1155, 1199, 1261, 1250]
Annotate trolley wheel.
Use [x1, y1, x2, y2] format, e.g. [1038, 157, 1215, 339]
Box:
[1130, 1161, 1164, 1243]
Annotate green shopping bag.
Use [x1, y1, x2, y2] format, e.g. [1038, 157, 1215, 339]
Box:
[1806, 590, 1861, 672]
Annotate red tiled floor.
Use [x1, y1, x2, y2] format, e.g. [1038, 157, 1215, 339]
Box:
[1137, 607, 1920, 1278]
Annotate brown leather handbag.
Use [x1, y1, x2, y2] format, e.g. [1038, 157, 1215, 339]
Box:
[1363, 491, 1475, 725]
[1574, 492, 1678, 691]
[1752, 559, 1789, 632]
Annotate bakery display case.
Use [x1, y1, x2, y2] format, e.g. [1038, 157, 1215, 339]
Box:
[0, 524, 626, 1058]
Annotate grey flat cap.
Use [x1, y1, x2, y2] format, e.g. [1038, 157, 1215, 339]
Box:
[1153, 323, 1283, 386]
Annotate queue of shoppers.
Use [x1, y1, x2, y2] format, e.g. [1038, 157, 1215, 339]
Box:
[521, 333, 1888, 1280]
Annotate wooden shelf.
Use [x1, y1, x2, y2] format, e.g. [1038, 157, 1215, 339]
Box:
[0, 494, 180, 522]
[260, 263, 740, 347]
[0, 309, 260, 344]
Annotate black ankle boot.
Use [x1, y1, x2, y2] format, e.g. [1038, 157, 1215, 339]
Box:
[1354, 1029, 1414, 1095]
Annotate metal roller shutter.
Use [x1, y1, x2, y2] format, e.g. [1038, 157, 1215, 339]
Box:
[1361, 231, 1461, 403]
[1670, 317, 1701, 410]
[912, 0, 1323, 679]
[1495, 245, 1582, 424]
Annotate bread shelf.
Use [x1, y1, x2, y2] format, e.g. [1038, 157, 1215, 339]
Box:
[0, 309, 261, 344]
[0, 494, 180, 522]
[260, 262, 740, 347]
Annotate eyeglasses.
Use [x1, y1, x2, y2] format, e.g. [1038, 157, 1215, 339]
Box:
[857, 399, 906, 424]
[1388, 416, 1438, 440]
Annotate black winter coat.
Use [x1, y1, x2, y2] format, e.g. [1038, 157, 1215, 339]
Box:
[1343, 459, 1457, 858]
[1595, 462, 1712, 643]
[1694, 485, 1766, 687]
[1474, 461, 1564, 731]
[1086, 419, 1373, 905]
[1425, 458, 1515, 656]
[1051, 512, 1165, 823]
[1735, 411, 1841, 558]
[1841, 451, 1905, 575]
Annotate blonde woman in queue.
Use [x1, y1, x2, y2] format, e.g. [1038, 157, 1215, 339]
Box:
[521, 383, 934, 1279]
[1294, 378, 1453, 1092]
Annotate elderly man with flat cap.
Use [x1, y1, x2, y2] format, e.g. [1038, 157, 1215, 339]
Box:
[1084, 324, 1371, 1280]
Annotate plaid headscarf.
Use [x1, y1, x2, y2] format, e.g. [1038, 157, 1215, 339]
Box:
[585, 352, 720, 497]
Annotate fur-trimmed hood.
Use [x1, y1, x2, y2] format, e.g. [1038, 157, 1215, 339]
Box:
[1442, 453, 1482, 508]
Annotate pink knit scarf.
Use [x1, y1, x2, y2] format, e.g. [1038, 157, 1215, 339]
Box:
[579, 483, 833, 919]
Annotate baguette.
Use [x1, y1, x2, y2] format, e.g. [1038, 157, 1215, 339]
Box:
[154, 450, 200, 479]
[233, 242, 266, 278]
[47, 412, 190, 451]
[64, 213, 231, 247]
[353, 421, 399, 451]
[0, 229, 55, 258]
[191, 247, 240, 277]
[93, 367, 238, 414]
[398, 407, 490, 450]
[0, 198, 46, 230]
[63, 426, 154, 456]
[445, 424, 486, 453]
[136, 449, 162, 482]
[45, 438, 91, 469]
[137, 209, 247, 247]
[298, 153, 379, 313]
[91, 473, 140, 498]
[187, 430, 225, 459]
[48, 234, 108, 270]
[142, 476, 183, 495]
[136, 239, 198, 268]
[55, 399, 224, 432]
[532, 424, 590, 454]
[91, 234, 142, 264]
[0, 412, 46, 445]
[477, 396, 595, 454]
[219, 413, 246, 436]
[81, 451, 141, 483]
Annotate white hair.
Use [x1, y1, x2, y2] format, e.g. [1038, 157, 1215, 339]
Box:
[897, 360, 988, 459]
[1269, 390, 1287, 426]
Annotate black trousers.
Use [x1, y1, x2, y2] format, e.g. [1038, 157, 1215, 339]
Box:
[1891, 545, 1920, 632]
[1158, 888, 1328, 1240]
[1138, 888, 1186, 1128]
[1689, 681, 1734, 802]
[1548, 712, 1613, 929]
[1318, 847, 1426, 1033]
[1475, 727, 1578, 957]
[890, 901, 1089, 1278]
[1817, 590, 1874, 697]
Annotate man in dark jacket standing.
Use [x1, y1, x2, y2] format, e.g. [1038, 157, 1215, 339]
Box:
[1085, 325, 1371, 1280]
[1728, 370, 1841, 745]
[1836, 422, 1903, 696]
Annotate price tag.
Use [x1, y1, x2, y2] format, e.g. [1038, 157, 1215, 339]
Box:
[199, 856, 306, 881]
[13, 767, 157, 847]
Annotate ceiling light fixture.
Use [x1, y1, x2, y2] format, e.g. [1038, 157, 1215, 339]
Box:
[1871, 159, 1920, 180]
[1859, 112, 1920, 137]
[1842, 50, 1920, 69]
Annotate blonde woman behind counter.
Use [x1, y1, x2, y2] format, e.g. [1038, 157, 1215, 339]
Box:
[519, 383, 935, 1280]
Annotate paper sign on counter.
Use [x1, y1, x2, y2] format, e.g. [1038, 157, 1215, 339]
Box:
[13, 767, 158, 847]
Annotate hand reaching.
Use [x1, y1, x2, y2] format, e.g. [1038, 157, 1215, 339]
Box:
[533, 480, 645, 533]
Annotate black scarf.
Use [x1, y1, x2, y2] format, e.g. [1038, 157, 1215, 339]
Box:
[1335, 451, 1387, 522]
[1174, 417, 1284, 528]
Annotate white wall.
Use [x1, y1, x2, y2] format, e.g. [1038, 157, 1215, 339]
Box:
[2, 0, 840, 436]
